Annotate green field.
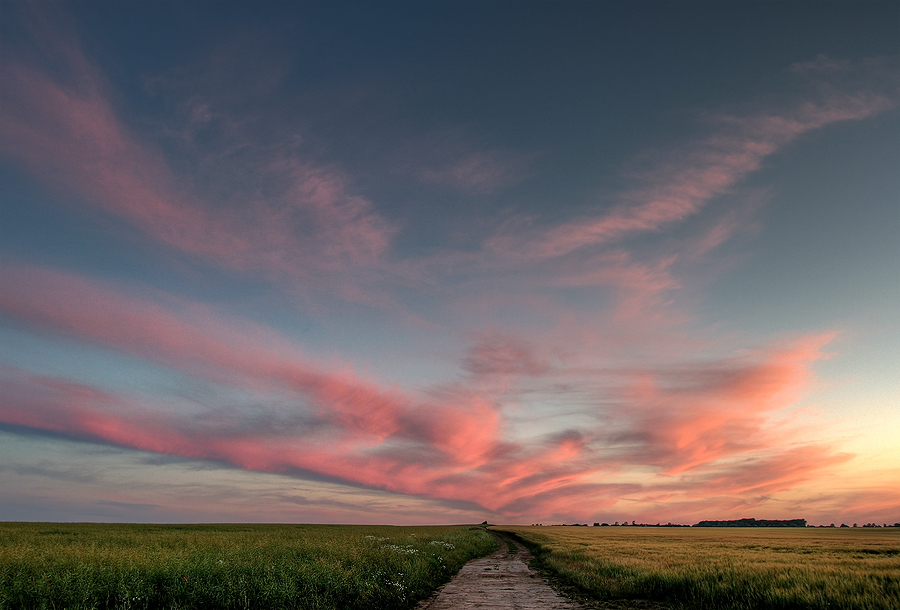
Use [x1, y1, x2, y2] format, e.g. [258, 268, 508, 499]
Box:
[495, 525, 900, 610]
[0, 522, 497, 610]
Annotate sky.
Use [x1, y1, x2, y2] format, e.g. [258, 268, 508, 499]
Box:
[0, 0, 898, 526]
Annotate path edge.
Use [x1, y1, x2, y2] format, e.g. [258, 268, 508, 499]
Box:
[413, 526, 504, 609]
[487, 528, 675, 610]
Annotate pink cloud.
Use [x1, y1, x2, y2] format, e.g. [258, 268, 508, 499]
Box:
[402, 60, 898, 341]
[483, 61, 897, 263]
[463, 331, 549, 378]
[829, 487, 900, 524]
[543, 250, 682, 322]
[420, 149, 530, 195]
[0, 365, 511, 508]
[528, 442, 857, 524]
[696, 446, 853, 496]
[0, 262, 506, 485]
[2, 261, 866, 519]
[614, 333, 837, 475]
[0, 20, 395, 300]
[0, 368, 199, 457]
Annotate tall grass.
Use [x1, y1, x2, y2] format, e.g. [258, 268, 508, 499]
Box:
[495, 525, 900, 610]
[0, 522, 497, 610]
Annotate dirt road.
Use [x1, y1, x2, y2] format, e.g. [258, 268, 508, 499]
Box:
[416, 531, 587, 609]
[417, 531, 673, 610]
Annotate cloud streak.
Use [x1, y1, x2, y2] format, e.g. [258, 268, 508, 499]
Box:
[0, 262, 501, 476]
[0, 9, 395, 302]
[420, 149, 531, 195]
[484, 57, 898, 264]
[614, 334, 837, 475]
[0, 261, 858, 518]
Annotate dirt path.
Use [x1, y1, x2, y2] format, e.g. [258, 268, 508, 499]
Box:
[417, 531, 674, 610]
[416, 531, 588, 609]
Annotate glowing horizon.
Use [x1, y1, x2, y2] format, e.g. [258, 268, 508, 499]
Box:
[1, 1, 898, 526]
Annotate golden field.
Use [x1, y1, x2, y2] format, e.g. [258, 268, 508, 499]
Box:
[495, 525, 900, 609]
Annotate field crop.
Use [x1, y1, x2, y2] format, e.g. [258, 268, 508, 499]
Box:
[495, 525, 900, 610]
[0, 522, 497, 610]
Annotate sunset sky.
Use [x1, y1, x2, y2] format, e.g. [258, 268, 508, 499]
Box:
[1, 1, 898, 526]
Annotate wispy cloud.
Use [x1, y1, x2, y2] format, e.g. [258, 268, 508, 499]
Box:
[0, 7, 395, 303]
[0, 262, 862, 518]
[463, 331, 549, 378]
[420, 149, 531, 195]
[0, 262, 502, 479]
[0, 429, 495, 524]
[613, 334, 837, 474]
[483, 57, 897, 264]
[388, 56, 900, 349]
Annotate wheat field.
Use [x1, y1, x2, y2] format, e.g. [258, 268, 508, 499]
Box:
[495, 525, 900, 609]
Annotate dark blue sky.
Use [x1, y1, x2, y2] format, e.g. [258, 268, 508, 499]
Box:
[1, 0, 898, 524]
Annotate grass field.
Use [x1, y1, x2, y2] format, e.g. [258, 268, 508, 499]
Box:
[0, 522, 497, 610]
[495, 525, 900, 610]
